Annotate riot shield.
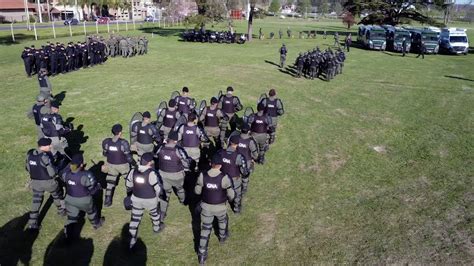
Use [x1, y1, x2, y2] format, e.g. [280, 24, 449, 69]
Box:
[258, 93, 268, 105]
[216, 90, 223, 101]
[242, 107, 254, 126]
[190, 98, 197, 112]
[174, 114, 187, 131]
[196, 99, 207, 117]
[227, 130, 241, 145]
[155, 101, 167, 119]
[170, 91, 180, 101]
[129, 112, 143, 143]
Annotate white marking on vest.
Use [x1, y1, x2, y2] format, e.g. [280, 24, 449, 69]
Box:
[42, 117, 48, 121]
[166, 114, 173, 118]
[109, 146, 118, 151]
[222, 158, 231, 164]
[206, 183, 218, 189]
[29, 160, 37, 166]
[179, 101, 185, 105]
[256, 120, 264, 124]
[185, 130, 194, 134]
[164, 155, 171, 160]
[268, 104, 275, 108]
[135, 177, 145, 184]
[67, 180, 76, 185]
[225, 101, 231, 104]
[207, 113, 214, 117]
[238, 143, 247, 148]
[139, 130, 146, 134]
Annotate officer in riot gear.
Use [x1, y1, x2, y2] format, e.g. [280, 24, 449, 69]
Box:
[25, 138, 65, 230]
[102, 124, 136, 207]
[125, 152, 163, 248]
[195, 154, 235, 265]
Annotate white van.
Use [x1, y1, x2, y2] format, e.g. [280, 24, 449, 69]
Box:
[439, 28, 469, 55]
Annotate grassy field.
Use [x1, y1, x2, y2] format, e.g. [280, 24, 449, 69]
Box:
[0, 18, 473, 265]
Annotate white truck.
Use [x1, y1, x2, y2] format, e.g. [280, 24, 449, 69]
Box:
[439, 28, 469, 55]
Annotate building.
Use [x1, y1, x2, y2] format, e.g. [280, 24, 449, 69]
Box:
[0, 0, 36, 23]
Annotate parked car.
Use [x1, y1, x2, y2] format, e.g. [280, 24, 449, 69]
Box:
[64, 18, 79, 26]
[97, 17, 110, 24]
[144, 16, 158, 22]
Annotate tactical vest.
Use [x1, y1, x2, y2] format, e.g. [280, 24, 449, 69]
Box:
[177, 96, 190, 114]
[251, 114, 268, 134]
[27, 151, 52, 180]
[205, 107, 219, 127]
[222, 96, 235, 114]
[104, 138, 127, 164]
[132, 168, 156, 199]
[66, 171, 90, 197]
[182, 125, 199, 148]
[265, 99, 278, 117]
[32, 104, 43, 125]
[220, 150, 240, 178]
[202, 172, 227, 204]
[41, 114, 59, 137]
[137, 123, 153, 144]
[237, 137, 252, 161]
[38, 75, 48, 88]
[163, 109, 177, 128]
[158, 146, 184, 173]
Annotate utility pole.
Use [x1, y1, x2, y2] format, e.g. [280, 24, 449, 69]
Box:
[36, 0, 43, 23]
[24, 0, 31, 30]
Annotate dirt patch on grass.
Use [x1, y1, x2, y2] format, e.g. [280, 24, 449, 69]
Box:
[256, 212, 277, 245]
[325, 153, 347, 173]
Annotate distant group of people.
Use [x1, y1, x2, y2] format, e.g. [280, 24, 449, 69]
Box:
[26, 74, 285, 264]
[278, 44, 347, 81]
[20, 34, 149, 77]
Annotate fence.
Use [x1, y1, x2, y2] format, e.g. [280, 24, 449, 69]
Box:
[4, 17, 185, 44]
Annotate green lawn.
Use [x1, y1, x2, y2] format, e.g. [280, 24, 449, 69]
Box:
[0, 18, 473, 265]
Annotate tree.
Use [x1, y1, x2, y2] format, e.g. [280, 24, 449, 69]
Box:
[296, 0, 311, 14]
[343, 0, 445, 27]
[247, 0, 256, 42]
[269, 0, 280, 13]
[341, 11, 355, 29]
[319, 0, 329, 16]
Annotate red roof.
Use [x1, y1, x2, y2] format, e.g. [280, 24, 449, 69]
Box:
[0, 0, 36, 10]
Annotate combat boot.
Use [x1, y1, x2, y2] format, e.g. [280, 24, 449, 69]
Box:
[104, 188, 115, 207]
[198, 252, 207, 265]
[93, 216, 105, 230]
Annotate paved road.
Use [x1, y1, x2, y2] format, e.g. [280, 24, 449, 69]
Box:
[0, 20, 150, 31]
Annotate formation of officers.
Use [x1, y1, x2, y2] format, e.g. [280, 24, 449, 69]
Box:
[289, 45, 347, 81]
[20, 34, 148, 77]
[25, 84, 284, 265]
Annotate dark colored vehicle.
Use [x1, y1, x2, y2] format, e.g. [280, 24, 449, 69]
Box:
[383, 25, 411, 53]
[144, 16, 158, 22]
[182, 30, 243, 44]
[64, 18, 79, 26]
[405, 27, 439, 54]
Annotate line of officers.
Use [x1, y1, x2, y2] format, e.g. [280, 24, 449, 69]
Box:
[20, 35, 148, 78]
[25, 85, 284, 264]
[281, 44, 347, 81]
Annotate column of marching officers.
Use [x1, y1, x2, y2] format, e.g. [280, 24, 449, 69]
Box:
[26, 85, 284, 265]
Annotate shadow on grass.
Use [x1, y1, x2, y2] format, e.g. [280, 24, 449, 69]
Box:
[65, 123, 89, 156]
[264, 60, 280, 67]
[43, 219, 94, 266]
[0, 213, 39, 265]
[139, 27, 184, 37]
[444, 75, 474, 82]
[103, 224, 147, 266]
